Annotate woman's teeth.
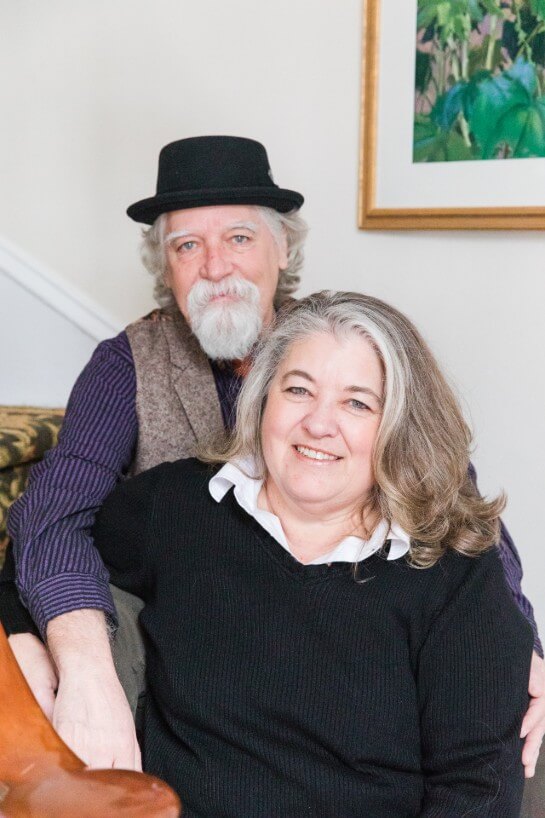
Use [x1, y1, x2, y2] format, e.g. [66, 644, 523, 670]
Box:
[295, 446, 338, 461]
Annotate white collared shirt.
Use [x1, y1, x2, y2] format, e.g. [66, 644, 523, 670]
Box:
[208, 459, 411, 565]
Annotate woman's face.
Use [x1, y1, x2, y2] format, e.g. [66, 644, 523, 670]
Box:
[261, 331, 384, 520]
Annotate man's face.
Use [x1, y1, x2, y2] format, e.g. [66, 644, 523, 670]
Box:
[163, 206, 288, 359]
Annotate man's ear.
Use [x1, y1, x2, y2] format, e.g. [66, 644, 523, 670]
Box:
[277, 229, 289, 271]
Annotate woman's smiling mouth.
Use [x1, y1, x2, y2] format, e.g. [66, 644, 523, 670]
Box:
[294, 445, 341, 462]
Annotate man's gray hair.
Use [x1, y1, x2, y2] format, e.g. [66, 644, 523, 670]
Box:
[140, 206, 308, 307]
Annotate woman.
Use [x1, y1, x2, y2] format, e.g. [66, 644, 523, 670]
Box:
[94, 291, 533, 817]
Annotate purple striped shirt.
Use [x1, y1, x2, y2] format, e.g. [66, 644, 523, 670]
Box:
[6, 331, 542, 654]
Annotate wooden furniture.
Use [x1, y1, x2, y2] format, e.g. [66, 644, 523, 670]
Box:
[0, 623, 181, 818]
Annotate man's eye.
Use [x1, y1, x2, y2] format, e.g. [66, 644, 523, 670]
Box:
[176, 240, 197, 253]
[231, 234, 250, 245]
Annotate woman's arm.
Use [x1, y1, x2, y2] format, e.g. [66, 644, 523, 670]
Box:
[0, 547, 57, 718]
[468, 462, 541, 654]
[0, 545, 39, 636]
[468, 463, 545, 776]
[496, 517, 541, 655]
[417, 548, 533, 817]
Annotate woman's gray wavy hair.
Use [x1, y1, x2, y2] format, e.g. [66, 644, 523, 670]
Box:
[204, 290, 504, 568]
[140, 206, 308, 307]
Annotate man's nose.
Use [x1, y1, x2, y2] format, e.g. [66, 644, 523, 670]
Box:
[302, 401, 338, 438]
[201, 244, 232, 281]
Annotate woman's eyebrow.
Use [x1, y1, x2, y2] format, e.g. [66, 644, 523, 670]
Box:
[281, 369, 314, 383]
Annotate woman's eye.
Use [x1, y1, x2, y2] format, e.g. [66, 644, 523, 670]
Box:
[348, 398, 370, 411]
[285, 386, 308, 396]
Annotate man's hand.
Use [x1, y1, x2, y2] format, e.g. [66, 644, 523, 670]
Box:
[53, 661, 142, 770]
[521, 650, 545, 778]
[47, 609, 142, 771]
[8, 632, 58, 720]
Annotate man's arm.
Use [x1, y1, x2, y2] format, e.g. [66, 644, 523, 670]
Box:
[6, 454, 160, 769]
[2, 332, 137, 728]
[47, 609, 141, 770]
[47, 464, 164, 767]
[7, 331, 137, 637]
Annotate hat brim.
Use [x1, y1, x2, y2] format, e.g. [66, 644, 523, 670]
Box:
[127, 186, 304, 225]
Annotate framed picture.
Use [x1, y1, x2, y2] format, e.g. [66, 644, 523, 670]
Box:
[359, 0, 545, 229]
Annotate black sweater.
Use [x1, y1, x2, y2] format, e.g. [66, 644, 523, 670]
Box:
[93, 458, 533, 818]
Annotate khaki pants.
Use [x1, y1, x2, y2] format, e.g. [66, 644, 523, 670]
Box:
[110, 585, 146, 719]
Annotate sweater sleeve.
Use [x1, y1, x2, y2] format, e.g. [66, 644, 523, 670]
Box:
[7, 332, 137, 637]
[417, 549, 533, 818]
[468, 462, 541, 656]
[497, 519, 541, 656]
[92, 463, 168, 601]
[0, 546, 39, 637]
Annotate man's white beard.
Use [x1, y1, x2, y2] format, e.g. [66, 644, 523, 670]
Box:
[186, 277, 263, 360]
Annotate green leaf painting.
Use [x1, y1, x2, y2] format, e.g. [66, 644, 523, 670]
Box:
[414, 0, 545, 161]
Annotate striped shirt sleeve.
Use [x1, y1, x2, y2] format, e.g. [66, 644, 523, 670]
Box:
[7, 331, 137, 637]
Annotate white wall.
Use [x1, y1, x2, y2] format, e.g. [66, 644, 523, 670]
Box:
[0, 238, 121, 406]
[0, 269, 98, 406]
[2, 1, 544, 638]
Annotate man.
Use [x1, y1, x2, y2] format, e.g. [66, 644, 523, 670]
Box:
[2, 135, 544, 775]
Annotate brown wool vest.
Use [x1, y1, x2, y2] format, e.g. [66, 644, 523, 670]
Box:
[125, 306, 225, 475]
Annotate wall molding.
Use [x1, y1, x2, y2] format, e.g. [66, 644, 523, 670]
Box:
[0, 235, 122, 342]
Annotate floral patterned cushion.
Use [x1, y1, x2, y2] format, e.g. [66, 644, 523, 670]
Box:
[0, 406, 64, 567]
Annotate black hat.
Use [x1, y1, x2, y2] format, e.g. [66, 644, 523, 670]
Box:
[127, 135, 304, 224]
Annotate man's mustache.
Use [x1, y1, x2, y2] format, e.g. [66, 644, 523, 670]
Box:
[188, 277, 260, 310]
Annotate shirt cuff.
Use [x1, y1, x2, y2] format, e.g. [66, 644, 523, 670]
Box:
[25, 573, 118, 639]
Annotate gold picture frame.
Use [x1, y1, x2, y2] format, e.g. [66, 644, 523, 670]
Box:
[358, 0, 545, 230]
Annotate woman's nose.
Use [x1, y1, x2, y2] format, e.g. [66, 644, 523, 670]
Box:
[302, 402, 338, 438]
